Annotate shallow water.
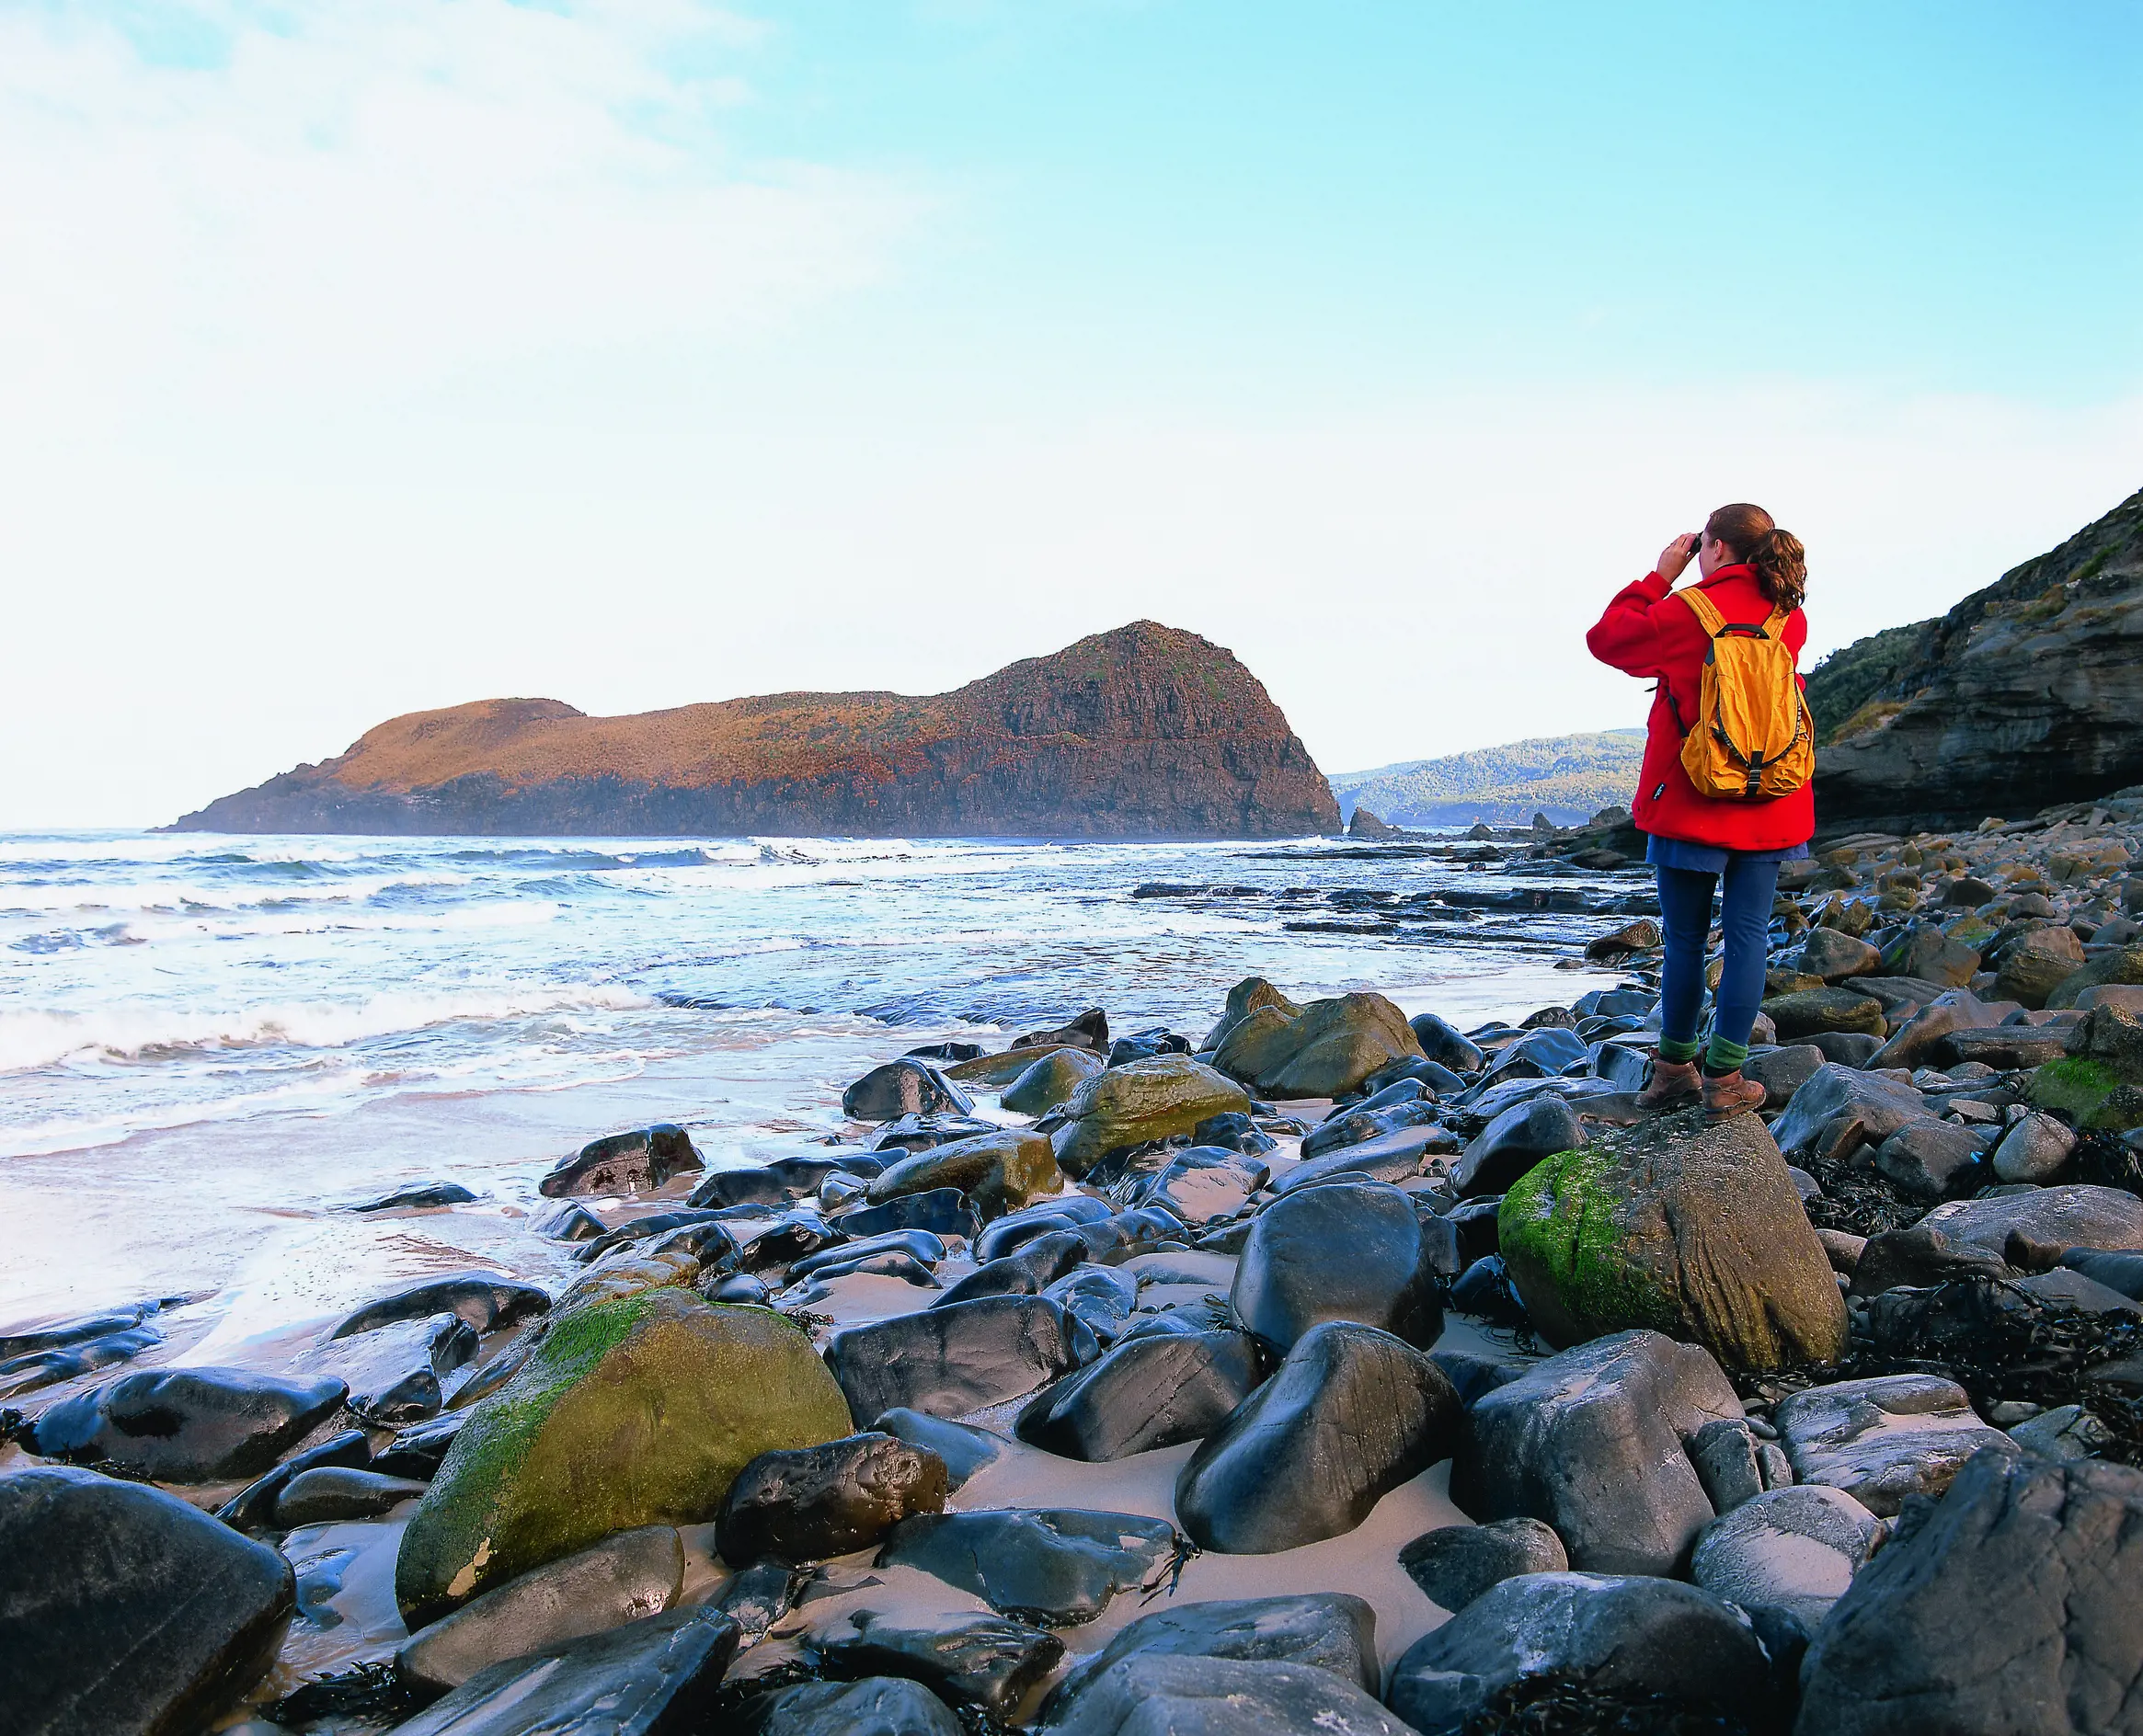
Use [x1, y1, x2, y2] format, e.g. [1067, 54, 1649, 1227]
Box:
[0, 829, 1639, 1329]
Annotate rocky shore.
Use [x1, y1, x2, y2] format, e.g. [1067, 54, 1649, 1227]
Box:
[9, 804, 2143, 1735]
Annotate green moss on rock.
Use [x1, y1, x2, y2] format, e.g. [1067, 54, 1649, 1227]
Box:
[2028, 1056, 2120, 1123]
[395, 1290, 851, 1627]
[1501, 1148, 1679, 1340]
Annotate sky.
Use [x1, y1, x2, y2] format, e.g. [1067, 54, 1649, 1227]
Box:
[3, 0, 2139, 827]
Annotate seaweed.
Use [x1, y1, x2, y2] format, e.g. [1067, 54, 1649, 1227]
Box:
[1461, 1672, 1756, 1735]
[259, 1662, 419, 1730]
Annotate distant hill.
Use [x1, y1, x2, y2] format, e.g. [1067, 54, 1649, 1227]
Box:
[1329, 730, 1645, 828]
[174, 622, 1342, 839]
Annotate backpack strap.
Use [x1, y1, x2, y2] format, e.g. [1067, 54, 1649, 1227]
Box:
[1680, 588, 1727, 636]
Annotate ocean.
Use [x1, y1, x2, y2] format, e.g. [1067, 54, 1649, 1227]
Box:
[0, 829, 1641, 1342]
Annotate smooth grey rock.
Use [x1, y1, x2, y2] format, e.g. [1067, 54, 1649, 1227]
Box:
[0, 1465, 296, 1736]
[1041, 1653, 1411, 1736]
[1040, 1593, 1379, 1724]
[1797, 1448, 2143, 1735]
[391, 1605, 738, 1735]
[1140, 1146, 1269, 1224]
[1016, 1329, 1263, 1461]
[2007, 1403, 2114, 1461]
[23, 1365, 348, 1482]
[1800, 928, 1883, 983]
[1229, 1181, 1441, 1354]
[1452, 1096, 1585, 1197]
[1686, 1417, 1788, 1514]
[872, 1409, 1007, 1490]
[1994, 1111, 2079, 1183]
[1385, 1571, 1771, 1736]
[1175, 1321, 1461, 1554]
[1744, 1044, 1828, 1106]
[215, 1429, 373, 1532]
[274, 1467, 428, 1526]
[307, 1311, 478, 1425]
[1873, 1116, 1991, 1201]
[805, 1608, 1063, 1715]
[877, 1508, 1177, 1627]
[1770, 1063, 1929, 1159]
[842, 1061, 974, 1124]
[537, 1124, 704, 1198]
[1690, 1484, 1883, 1626]
[1451, 1330, 1741, 1575]
[711, 1559, 801, 1648]
[328, 1272, 552, 1340]
[1398, 1517, 1567, 1613]
[395, 1525, 683, 1693]
[717, 1433, 946, 1567]
[1775, 1374, 2017, 1515]
[824, 1296, 1093, 1422]
[737, 1675, 961, 1736]
[1041, 1264, 1140, 1346]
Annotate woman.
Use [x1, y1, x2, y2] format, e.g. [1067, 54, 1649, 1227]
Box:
[1587, 503, 1814, 1119]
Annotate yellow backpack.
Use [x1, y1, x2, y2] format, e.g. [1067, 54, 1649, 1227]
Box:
[1675, 588, 1815, 801]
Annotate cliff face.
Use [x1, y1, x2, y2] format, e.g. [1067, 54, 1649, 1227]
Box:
[175, 622, 1342, 839]
[1811, 488, 2143, 830]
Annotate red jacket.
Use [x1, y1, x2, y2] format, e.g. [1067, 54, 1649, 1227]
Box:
[1587, 563, 1816, 851]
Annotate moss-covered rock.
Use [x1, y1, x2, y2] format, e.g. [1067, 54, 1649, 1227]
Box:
[554, 1246, 703, 1313]
[2028, 1005, 2143, 1128]
[1499, 1110, 1848, 1372]
[1000, 1047, 1105, 1116]
[1049, 1056, 1250, 1180]
[865, 1130, 1061, 1219]
[395, 1291, 850, 1628]
[2028, 1056, 2123, 1125]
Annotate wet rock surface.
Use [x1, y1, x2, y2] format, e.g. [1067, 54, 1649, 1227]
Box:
[1398, 1516, 1569, 1612]
[25, 1365, 349, 1482]
[825, 1295, 1094, 1422]
[0, 1466, 297, 1736]
[717, 1432, 948, 1566]
[1015, 1327, 1262, 1460]
[1229, 1180, 1442, 1353]
[1176, 1321, 1462, 1553]
[877, 1507, 1178, 1626]
[1453, 1330, 1742, 1574]
[736, 1674, 964, 1736]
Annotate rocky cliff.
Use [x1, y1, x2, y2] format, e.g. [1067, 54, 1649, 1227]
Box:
[174, 622, 1342, 839]
[1812, 487, 2143, 831]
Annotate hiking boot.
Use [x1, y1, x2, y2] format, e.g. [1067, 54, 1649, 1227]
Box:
[1702, 1069, 1768, 1121]
[1635, 1058, 1701, 1113]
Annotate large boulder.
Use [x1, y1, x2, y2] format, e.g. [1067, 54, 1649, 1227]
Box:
[2046, 943, 2143, 1011]
[1797, 1448, 2143, 1735]
[395, 1292, 851, 1627]
[1049, 1056, 1250, 1180]
[1385, 1571, 1773, 1736]
[1866, 988, 2008, 1072]
[395, 1525, 684, 1694]
[1140, 1145, 1269, 1223]
[1773, 1374, 2016, 1516]
[1799, 927, 1883, 983]
[23, 1366, 348, 1482]
[329, 1271, 552, 1340]
[877, 1508, 1177, 1627]
[716, 1432, 947, 1567]
[1229, 1181, 1443, 1354]
[824, 1295, 1093, 1422]
[390, 1606, 739, 1736]
[0, 1466, 295, 1736]
[1015, 1329, 1264, 1461]
[1213, 992, 1425, 1099]
[1879, 919, 1982, 988]
[1175, 1321, 1462, 1554]
[865, 1130, 1060, 1220]
[1499, 1108, 1847, 1370]
[1451, 1330, 1742, 1574]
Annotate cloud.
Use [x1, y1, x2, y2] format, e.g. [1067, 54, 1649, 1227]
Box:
[0, 0, 928, 422]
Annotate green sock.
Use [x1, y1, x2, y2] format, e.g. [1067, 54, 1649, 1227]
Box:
[1656, 1035, 1702, 1065]
[1703, 1035, 1750, 1076]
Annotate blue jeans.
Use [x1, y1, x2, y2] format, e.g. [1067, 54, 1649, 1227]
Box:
[1656, 857, 1781, 1057]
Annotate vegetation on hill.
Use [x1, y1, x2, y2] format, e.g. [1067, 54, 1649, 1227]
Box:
[1329, 730, 1645, 828]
